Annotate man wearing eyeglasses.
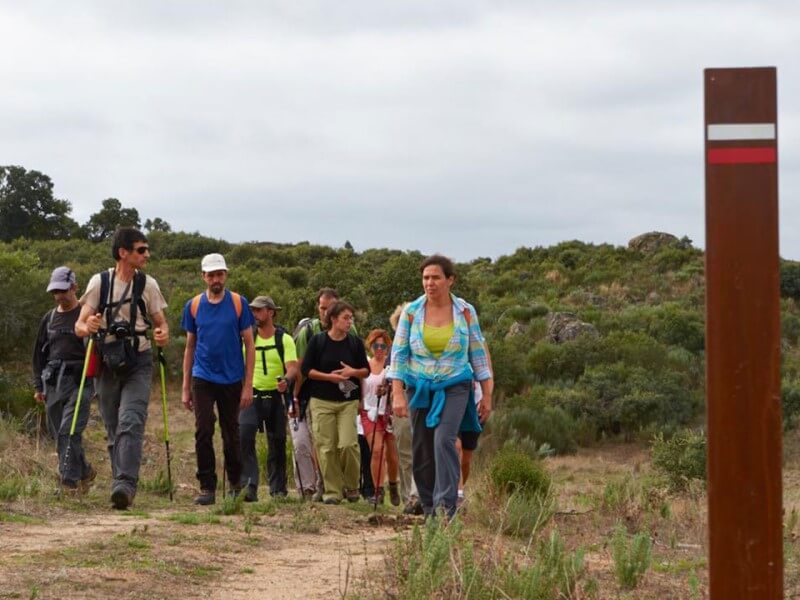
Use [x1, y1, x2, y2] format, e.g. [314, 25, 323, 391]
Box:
[32, 266, 96, 494]
[76, 227, 170, 510]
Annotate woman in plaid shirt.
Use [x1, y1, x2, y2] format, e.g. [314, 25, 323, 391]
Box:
[388, 254, 493, 518]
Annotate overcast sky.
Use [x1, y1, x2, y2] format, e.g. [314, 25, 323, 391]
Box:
[1, 1, 799, 260]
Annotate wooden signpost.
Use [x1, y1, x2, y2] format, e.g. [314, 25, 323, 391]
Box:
[705, 66, 782, 598]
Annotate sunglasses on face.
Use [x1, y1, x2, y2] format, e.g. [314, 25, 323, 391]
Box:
[372, 343, 388, 350]
[134, 246, 150, 255]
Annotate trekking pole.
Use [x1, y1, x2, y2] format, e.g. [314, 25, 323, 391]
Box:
[370, 388, 385, 511]
[157, 347, 174, 502]
[279, 380, 305, 500]
[61, 337, 94, 497]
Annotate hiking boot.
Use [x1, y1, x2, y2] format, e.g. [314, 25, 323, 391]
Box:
[227, 487, 244, 500]
[312, 488, 324, 502]
[79, 465, 97, 494]
[403, 497, 424, 516]
[60, 480, 80, 497]
[243, 486, 258, 503]
[388, 481, 401, 507]
[111, 487, 133, 510]
[367, 486, 385, 506]
[194, 489, 216, 505]
[344, 488, 361, 503]
[322, 496, 341, 505]
[301, 489, 316, 500]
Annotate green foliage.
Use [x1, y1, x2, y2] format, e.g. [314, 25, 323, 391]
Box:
[0, 370, 34, 419]
[0, 166, 80, 242]
[497, 391, 577, 455]
[781, 261, 800, 300]
[611, 525, 652, 589]
[650, 429, 707, 490]
[488, 447, 551, 498]
[138, 470, 175, 497]
[84, 198, 141, 241]
[783, 381, 800, 430]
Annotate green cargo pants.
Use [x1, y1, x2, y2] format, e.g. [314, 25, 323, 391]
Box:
[309, 397, 360, 501]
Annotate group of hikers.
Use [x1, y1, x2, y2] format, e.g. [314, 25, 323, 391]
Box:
[32, 227, 494, 518]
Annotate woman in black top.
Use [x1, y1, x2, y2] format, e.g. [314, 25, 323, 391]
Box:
[302, 301, 369, 504]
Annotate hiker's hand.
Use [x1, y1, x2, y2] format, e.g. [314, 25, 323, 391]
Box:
[181, 388, 193, 411]
[334, 362, 358, 378]
[478, 394, 492, 423]
[288, 398, 298, 418]
[276, 378, 288, 393]
[327, 372, 348, 383]
[86, 313, 103, 335]
[153, 327, 169, 347]
[240, 387, 253, 409]
[34, 391, 45, 404]
[393, 393, 408, 418]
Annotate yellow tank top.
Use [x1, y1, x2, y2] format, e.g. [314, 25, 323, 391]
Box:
[423, 323, 454, 358]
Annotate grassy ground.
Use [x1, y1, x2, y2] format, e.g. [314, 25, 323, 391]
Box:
[2, 387, 800, 599]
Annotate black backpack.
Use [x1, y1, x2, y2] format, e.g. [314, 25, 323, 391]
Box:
[253, 325, 288, 377]
[95, 270, 151, 372]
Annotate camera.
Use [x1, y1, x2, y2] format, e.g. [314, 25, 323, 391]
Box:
[109, 320, 132, 338]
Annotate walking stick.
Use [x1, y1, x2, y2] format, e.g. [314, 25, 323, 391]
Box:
[370, 386, 386, 511]
[280, 382, 305, 500]
[157, 347, 174, 501]
[61, 338, 94, 497]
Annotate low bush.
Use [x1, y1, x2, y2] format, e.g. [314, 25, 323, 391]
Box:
[650, 429, 707, 491]
[489, 447, 551, 499]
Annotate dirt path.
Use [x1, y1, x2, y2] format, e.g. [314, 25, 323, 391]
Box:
[0, 506, 401, 600]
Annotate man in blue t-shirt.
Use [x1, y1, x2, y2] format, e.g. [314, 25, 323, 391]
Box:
[181, 253, 255, 505]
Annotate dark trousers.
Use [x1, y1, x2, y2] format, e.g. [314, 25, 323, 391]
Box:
[239, 389, 288, 495]
[359, 434, 374, 498]
[192, 377, 242, 491]
[44, 368, 93, 485]
[409, 382, 470, 517]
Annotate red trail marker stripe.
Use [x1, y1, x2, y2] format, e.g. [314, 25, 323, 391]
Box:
[708, 147, 776, 164]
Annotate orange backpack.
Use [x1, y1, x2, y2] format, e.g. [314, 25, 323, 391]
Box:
[190, 291, 243, 320]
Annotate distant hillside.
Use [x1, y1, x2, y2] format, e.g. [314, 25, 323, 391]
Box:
[3, 230, 800, 450]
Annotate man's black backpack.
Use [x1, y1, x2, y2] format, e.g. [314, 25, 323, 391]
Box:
[96, 269, 151, 372]
[253, 325, 289, 378]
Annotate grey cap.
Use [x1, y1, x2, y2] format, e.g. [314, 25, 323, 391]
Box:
[250, 296, 281, 310]
[46, 266, 76, 292]
[201, 253, 228, 272]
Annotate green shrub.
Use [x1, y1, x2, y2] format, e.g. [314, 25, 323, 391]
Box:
[496, 398, 577, 455]
[783, 381, 800, 430]
[489, 447, 551, 498]
[611, 525, 652, 589]
[503, 530, 585, 598]
[650, 429, 706, 490]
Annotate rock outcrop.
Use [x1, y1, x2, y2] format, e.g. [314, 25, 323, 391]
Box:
[546, 312, 599, 343]
[628, 232, 679, 253]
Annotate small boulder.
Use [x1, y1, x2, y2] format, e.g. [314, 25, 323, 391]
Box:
[506, 321, 527, 339]
[546, 312, 599, 343]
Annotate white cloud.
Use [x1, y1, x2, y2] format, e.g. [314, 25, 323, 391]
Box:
[1, 1, 799, 259]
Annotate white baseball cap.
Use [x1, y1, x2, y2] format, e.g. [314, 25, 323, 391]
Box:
[201, 253, 228, 272]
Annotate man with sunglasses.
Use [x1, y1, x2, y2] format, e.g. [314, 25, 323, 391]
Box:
[76, 227, 170, 510]
[32, 266, 96, 494]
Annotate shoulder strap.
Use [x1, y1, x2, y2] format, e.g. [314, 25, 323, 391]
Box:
[130, 271, 150, 331]
[231, 292, 242, 319]
[275, 326, 286, 374]
[190, 294, 203, 319]
[46, 308, 56, 331]
[99, 270, 110, 316]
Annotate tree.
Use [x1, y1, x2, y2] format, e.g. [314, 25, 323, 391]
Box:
[144, 217, 172, 233]
[0, 165, 80, 241]
[84, 198, 141, 241]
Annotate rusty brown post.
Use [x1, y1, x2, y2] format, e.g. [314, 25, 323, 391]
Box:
[705, 67, 782, 599]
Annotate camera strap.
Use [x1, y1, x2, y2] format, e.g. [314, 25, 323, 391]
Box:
[106, 271, 133, 326]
